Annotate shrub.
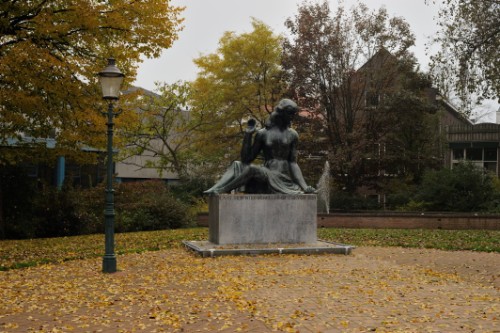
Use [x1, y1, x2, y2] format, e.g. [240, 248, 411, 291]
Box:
[484, 176, 500, 213]
[73, 184, 104, 234]
[397, 200, 427, 212]
[1, 166, 39, 239]
[33, 186, 79, 238]
[33, 184, 103, 238]
[169, 176, 213, 205]
[414, 162, 496, 212]
[383, 178, 416, 210]
[330, 191, 381, 211]
[2, 175, 194, 239]
[114, 180, 194, 232]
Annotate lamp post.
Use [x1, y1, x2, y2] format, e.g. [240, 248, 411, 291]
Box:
[98, 58, 124, 273]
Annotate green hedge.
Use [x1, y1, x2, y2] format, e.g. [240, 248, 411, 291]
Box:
[114, 180, 193, 232]
[2, 178, 194, 239]
[330, 163, 500, 212]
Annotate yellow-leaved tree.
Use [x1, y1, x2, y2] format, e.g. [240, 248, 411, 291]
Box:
[0, 0, 184, 165]
[189, 19, 286, 177]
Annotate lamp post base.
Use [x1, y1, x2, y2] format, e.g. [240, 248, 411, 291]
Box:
[102, 255, 117, 273]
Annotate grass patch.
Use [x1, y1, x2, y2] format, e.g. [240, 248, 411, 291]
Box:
[318, 228, 500, 252]
[0, 228, 207, 271]
[0, 228, 498, 270]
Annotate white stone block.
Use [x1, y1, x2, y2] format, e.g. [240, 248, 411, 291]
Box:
[208, 194, 317, 245]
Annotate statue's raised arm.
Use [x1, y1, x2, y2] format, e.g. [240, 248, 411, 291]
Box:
[240, 118, 258, 164]
[204, 99, 316, 195]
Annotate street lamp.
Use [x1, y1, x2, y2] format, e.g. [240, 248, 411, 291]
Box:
[98, 58, 124, 273]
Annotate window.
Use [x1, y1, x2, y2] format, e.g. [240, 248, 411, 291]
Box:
[452, 148, 464, 160]
[451, 147, 498, 175]
[484, 148, 497, 161]
[484, 162, 497, 173]
[466, 148, 482, 160]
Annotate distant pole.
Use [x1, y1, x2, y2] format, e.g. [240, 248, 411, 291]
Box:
[98, 58, 124, 273]
[56, 156, 65, 190]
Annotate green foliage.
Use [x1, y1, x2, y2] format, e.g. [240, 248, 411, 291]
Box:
[1, 179, 194, 239]
[32, 186, 103, 237]
[3, 182, 103, 239]
[383, 178, 417, 210]
[414, 162, 496, 212]
[318, 228, 500, 252]
[5, 181, 104, 239]
[0, 166, 39, 239]
[169, 176, 213, 205]
[484, 176, 500, 213]
[114, 180, 194, 232]
[330, 163, 500, 213]
[397, 200, 427, 212]
[330, 191, 381, 211]
[381, 88, 441, 182]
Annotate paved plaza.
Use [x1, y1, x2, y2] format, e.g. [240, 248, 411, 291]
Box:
[0, 247, 498, 332]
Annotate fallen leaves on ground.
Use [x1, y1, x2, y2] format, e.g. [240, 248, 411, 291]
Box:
[1, 228, 498, 271]
[0, 248, 498, 332]
[0, 229, 208, 270]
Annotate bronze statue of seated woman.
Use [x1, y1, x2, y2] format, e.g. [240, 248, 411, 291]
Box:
[204, 99, 316, 195]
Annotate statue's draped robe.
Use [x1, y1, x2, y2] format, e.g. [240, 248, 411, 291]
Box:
[205, 126, 304, 195]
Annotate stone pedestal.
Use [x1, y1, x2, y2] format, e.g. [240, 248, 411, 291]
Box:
[208, 194, 317, 245]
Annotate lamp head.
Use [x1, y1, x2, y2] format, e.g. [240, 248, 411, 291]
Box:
[98, 58, 124, 100]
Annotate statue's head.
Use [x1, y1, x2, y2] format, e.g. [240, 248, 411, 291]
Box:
[267, 99, 298, 129]
[275, 99, 298, 118]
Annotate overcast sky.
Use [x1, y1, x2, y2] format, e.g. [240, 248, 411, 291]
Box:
[134, 0, 441, 89]
[133, 0, 498, 121]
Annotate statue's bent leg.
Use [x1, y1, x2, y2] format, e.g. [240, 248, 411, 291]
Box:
[216, 165, 261, 193]
[204, 161, 250, 194]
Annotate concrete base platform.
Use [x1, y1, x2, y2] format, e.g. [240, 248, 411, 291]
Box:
[183, 240, 355, 257]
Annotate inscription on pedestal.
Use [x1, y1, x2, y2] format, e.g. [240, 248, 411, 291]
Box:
[208, 194, 317, 245]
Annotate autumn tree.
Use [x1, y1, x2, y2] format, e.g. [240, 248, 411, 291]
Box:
[0, 0, 184, 165]
[120, 82, 202, 179]
[189, 19, 286, 176]
[0, 0, 183, 238]
[429, 0, 499, 113]
[282, 1, 418, 192]
[376, 74, 441, 184]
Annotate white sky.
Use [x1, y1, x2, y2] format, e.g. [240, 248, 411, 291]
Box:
[133, 0, 498, 122]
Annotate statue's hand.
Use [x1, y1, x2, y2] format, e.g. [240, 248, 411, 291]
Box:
[245, 119, 256, 133]
[303, 186, 317, 194]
